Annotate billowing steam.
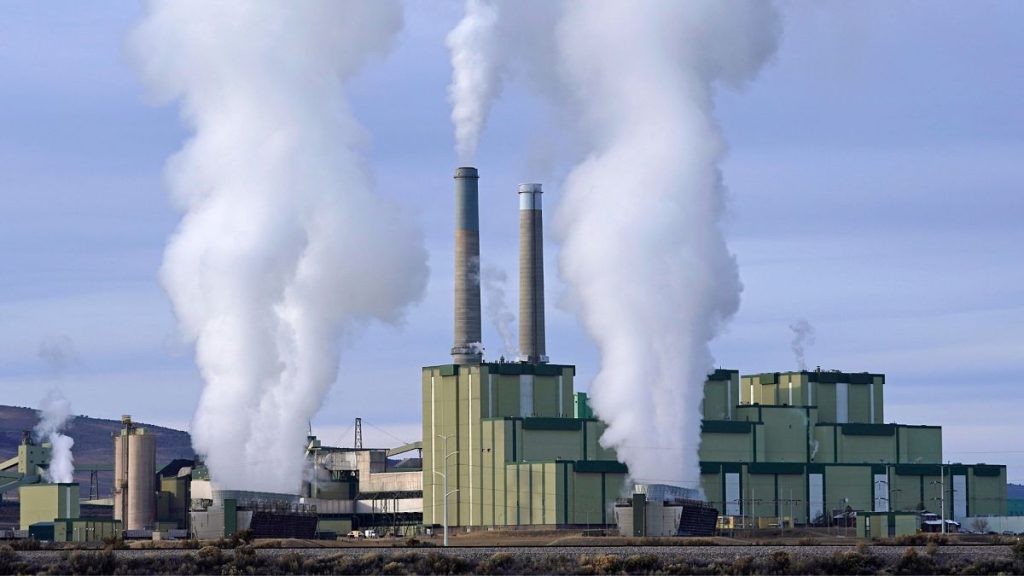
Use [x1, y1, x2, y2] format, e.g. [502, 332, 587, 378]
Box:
[131, 1, 428, 492]
[34, 390, 75, 484]
[789, 319, 816, 371]
[481, 265, 518, 359]
[447, 0, 502, 162]
[447, 1, 780, 489]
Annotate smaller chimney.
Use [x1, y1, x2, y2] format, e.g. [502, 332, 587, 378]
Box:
[518, 183, 547, 363]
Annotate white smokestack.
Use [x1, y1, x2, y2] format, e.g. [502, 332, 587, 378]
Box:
[130, 1, 428, 493]
[35, 390, 75, 484]
[447, 0, 502, 162]
[446, 0, 781, 490]
[789, 319, 816, 371]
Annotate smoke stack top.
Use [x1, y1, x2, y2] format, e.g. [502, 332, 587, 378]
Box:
[452, 167, 483, 364]
[518, 183, 547, 363]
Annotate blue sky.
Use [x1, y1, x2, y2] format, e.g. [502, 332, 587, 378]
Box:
[1, 2, 1022, 481]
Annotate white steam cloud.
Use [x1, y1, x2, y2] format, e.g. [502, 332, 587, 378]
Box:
[131, 1, 428, 493]
[447, 1, 780, 489]
[447, 0, 502, 162]
[481, 264, 517, 359]
[790, 319, 816, 371]
[35, 390, 75, 484]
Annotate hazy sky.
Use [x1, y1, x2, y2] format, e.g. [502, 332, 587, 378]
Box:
[1, 2, 1022, 481]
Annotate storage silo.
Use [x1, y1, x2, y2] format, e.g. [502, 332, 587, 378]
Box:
[113, 415, 156, 531]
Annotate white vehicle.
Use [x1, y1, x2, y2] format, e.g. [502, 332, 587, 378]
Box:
[363, 529, 378, 538]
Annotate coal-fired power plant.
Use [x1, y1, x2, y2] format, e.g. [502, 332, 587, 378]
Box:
[518, 183, 547, 363]
[113, 415, 156, 531]
[451, 167, 483, 365]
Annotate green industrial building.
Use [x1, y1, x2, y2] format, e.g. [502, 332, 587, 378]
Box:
[423, 167, 1008, 535]
[699, 369, 1007, 529]
[421, 362, 626, 528]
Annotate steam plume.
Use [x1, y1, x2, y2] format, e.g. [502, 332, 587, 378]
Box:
[481, 264, 518, 359]
[447, 0, 780, 489]
[789, 319, 816, 371]
[34, 390, 75, 484]
[447, 0, 502, 161]
[131, 1, 427, 492]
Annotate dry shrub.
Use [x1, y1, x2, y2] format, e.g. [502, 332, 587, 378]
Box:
[795, 550, 882, 575]
[591, 553, 623, 574]
[476, 552, 518, 575]
[893, 547, 936, 575]
[622, 553, 660, 573]
[196, 544, 224, 572]
[276, 551, 303, 574]
[959, 558, 1013, 575]
[764, 550, 791, 575]
[0, 545, 17, 574]
[231, 543, 258, 571]
[67, 550, 115, 575]
[422, 551, 470, 574]
[12, 539, 40, 551]
[382, 560, 408, 575]
[662, 560, 695, 575]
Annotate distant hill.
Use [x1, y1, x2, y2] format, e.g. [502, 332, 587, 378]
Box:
[1009, 483, 1024, 499]
[0, 405, 193, 498]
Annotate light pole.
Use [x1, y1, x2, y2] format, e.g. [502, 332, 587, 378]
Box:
[434, 434, 459, 547]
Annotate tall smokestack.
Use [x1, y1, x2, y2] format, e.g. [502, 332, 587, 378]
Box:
[518, 183, 547, 363]
[452, 167, 483, 364]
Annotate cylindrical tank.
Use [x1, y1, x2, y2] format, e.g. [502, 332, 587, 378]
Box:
[518, 183, 547, 363]
[113, 416, 156, 531]
[451, 166, 483, 364]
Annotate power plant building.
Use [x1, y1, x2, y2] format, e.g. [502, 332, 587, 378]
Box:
[422, 169, 626, 529]
[697, 369, 1008, 530]
[422, 362, 626, 528]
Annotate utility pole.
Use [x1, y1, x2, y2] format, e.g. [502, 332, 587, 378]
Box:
[940, 463, 946, 534]
[433, 434, 459, 547]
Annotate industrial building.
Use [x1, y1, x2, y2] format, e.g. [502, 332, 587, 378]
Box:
[186, 432, 424, 539]
[421, 169, 627, 530]
[698, 369, 1008, 533]
[0, 166, 1012, 543]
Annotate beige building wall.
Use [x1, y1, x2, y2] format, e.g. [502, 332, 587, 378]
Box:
[422, 363, 625, 528]
[19, 483, 79, 530]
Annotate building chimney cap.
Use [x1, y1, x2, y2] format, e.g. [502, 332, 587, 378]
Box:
[454, 167, 479, 178]
[518, 183, 543, 193]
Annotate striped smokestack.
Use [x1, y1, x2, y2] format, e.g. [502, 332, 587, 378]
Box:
[451, 167, 483, 364]
[518, 183, 547, 363]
